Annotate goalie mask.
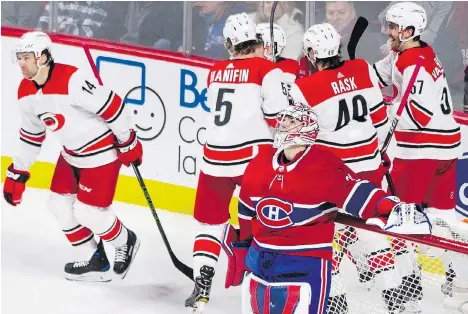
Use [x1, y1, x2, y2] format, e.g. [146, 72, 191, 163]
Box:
[273, 102, 320, 149]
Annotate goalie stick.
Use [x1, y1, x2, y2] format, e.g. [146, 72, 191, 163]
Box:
[82, 44, 194, 282]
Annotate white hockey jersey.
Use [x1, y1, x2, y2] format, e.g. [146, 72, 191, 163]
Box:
[14, 62, 132, 170]
[201, 57, 290, 177]
[290, 59, 389, 173]
[373, 42, 462, 160]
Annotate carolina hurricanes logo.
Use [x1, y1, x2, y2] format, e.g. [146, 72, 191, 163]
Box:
[38, 112, 65, 132]
[256, 197, 294, 229]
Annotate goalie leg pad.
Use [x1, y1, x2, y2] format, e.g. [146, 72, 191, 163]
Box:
[245, 247, 332, 314]
[242, 273, 312, 314]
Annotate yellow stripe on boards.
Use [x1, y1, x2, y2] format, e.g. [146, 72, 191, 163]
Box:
[1, 156, 239, 224]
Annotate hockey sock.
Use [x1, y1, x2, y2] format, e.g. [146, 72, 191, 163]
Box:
[49, 193, 97, 254]
[74, 200, 128, 248]
[192, 223, 225, 279]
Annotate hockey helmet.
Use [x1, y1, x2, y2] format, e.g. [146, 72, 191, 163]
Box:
[303, 23, 341, 65]
[256, 23, 286, 60]
[274, 102, 320, 149]
[385, 2, 427, 42]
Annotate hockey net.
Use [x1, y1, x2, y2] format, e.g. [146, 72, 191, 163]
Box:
[329, 213, 468, 314]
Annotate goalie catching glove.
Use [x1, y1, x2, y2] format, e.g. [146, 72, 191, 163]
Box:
[3, 164, 30, 206]
[367, 196, 432, 235]
[113, 129, 143, 167]
[221, 224, 251, 289]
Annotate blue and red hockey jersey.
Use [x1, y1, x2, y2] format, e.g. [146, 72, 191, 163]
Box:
[238, 145, 394, 260]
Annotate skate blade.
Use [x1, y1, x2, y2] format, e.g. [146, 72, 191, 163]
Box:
[117, 238, 141, 280]
[65, 271, 112, 283]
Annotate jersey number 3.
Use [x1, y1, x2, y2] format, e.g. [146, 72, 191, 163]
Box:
[214, 88, 234, 126]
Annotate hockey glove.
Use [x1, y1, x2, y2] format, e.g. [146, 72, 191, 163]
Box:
[221, 224, 251, 289]
[3, 164, 30, 206]
[114, 129, 143, 167]
[367, 201, 432, 235]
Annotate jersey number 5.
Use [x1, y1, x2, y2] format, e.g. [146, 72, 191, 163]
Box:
[335, 95, 368, 131]
[214, 88, 234, 126]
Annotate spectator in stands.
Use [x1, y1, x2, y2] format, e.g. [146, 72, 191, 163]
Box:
[250, 1, 304, 60]
[37, 1, 127, 41]
[120, 2, 183, 51]
[187, 2, 248, 60]
[325, 1, 381, 64]
[2, 1, 43, 28]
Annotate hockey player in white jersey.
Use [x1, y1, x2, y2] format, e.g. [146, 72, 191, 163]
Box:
[4, 31, 142, 282]
[185, 13, 290, 314]
[374, 3, 467, 312]
[256, 23, 299, 84]
[288, 23, 417, 314]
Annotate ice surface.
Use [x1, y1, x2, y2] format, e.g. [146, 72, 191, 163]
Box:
[1, 188, 458, 314]
[1, 188, 240, 314]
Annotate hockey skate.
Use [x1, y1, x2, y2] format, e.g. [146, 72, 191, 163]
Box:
[64, 239, 112, 282]
[185, 266, 215, 314]
[113, 229, 141, 279]
[382, 273, 423, 314]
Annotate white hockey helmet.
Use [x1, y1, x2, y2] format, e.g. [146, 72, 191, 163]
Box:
[13, 31, 53, 80]
[223, 12, 258, 54]
[385, 2, 427, 42]
[303, 23, 341, 65]
[274, 102, 320, 149]
[256, 23, 286, 60]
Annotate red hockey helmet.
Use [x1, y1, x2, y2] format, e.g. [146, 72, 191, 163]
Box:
[273, 102, 320, 149]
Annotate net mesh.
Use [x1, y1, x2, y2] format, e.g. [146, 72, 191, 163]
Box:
[328, 215, 468, 314]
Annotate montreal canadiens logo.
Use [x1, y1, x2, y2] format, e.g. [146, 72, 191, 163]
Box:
[38, 112, 65, 132]
[460, 183, 468, 207]
[256, 197, 294, 229]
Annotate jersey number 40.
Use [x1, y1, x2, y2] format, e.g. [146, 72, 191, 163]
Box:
[335, 95, 368, 131]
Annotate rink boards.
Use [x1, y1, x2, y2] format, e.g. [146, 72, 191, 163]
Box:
[1, 27, 468, 225]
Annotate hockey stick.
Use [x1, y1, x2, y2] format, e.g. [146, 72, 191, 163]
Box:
[82, 44, 194, 282]
[270, 1, 279, 63]
[347, 17, 369, 60]
[381, 55, 425, 195]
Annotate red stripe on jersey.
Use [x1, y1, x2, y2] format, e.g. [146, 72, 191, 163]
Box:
[204, 143, 272, 163]
[250, 279, 261, 314]
[277, 58, 299, 76]
[99, 218, 122, 242]
[296, 59, 374, 106]
[100, 93, 124, 122]
[369, 102, 388, 127]
[407, 100, 432, 127]
[19, 129, 46, 144]
[283, 286, 301, 314]
[193, 237, 222, 257]
[82, 132, 114, 154]
[263, 286, 271, 314]
[64, 225, 93, 245]
[264, 116, 277, 128]
[394, 129, 461, 146]
[315, 136, 379, 161]
[208, 57, 277, 87]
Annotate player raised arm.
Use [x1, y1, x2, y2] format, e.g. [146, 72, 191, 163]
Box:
[68, 70, 142, 167]
[366, 62, 389, 146]
[260, 62, 291, 127]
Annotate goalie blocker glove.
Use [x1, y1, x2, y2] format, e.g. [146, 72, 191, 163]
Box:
[113, 129, 143, 167]
[367, 197, 432, 235]
[3, 164, 30, 206]
[221, 224, 251, 289]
